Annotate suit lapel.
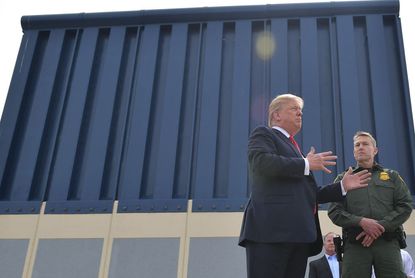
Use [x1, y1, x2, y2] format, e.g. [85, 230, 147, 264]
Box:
[270, 128, 318, 186]
[322, 256, 335, 278]
[270, 128, 302, 158]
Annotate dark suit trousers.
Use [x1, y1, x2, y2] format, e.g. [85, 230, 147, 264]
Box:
[245, 241, 310, 278]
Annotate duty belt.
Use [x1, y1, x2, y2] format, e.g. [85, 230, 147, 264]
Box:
[344, 227, 407, 248]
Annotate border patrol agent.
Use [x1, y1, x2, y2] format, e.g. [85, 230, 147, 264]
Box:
[328, 131, 413, 278]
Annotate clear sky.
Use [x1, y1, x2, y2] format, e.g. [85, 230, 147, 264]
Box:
[0, 0, 413, 118]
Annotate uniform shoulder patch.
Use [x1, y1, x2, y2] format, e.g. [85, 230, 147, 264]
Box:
[379, 171, 390, 181]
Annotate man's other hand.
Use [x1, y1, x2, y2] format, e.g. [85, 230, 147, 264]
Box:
[342, 167, 371, 191]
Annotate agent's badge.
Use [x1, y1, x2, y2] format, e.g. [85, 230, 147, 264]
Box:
[379, 172, 390, 181]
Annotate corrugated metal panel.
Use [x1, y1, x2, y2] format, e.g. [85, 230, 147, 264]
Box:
[0, 0, 413, 214]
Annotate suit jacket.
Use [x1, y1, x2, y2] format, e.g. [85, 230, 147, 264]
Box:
[309, 255, 342, 278]
[239, 126, 344, 256]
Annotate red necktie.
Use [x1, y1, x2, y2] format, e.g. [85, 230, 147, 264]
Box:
[289, 135, 301, 153]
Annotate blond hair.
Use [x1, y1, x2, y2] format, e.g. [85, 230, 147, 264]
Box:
[353, 131, 377, 147]
[268, 94, 303, 127]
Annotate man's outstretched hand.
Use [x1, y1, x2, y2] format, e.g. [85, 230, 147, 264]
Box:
[307, 146, 337, 174]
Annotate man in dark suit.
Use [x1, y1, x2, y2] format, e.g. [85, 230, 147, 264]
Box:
[238, 94, 371, 278]
[309, 232, 342, 278]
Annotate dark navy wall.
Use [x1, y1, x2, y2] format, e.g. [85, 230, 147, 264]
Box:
[0, 0, 413, 214]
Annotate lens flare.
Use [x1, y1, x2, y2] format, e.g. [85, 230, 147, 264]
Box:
[255, 31, 276, 61]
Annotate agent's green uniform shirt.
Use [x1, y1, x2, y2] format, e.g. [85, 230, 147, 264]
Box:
[328, 164, 413, 278]
[328, 164, 412, 231]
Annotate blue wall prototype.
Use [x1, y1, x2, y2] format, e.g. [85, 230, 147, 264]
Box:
[0, 0, 413, 214]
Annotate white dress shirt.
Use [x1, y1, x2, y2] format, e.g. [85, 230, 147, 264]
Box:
[402, 249, 415, 278]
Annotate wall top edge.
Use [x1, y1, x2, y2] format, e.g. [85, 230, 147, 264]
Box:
[20, 0, 399, 30]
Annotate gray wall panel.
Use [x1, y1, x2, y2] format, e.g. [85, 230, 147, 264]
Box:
[188, 237, 246, 278]
[32, 239, 103, 278]
[109, 238, 180, 278]
[0, 239, 29, 278]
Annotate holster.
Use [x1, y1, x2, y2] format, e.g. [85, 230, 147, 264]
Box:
[333, 235, 344, 262]
[397, 229, 407, 249]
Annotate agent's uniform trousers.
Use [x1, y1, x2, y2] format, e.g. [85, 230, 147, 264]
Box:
[342, 238, 405, 278]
